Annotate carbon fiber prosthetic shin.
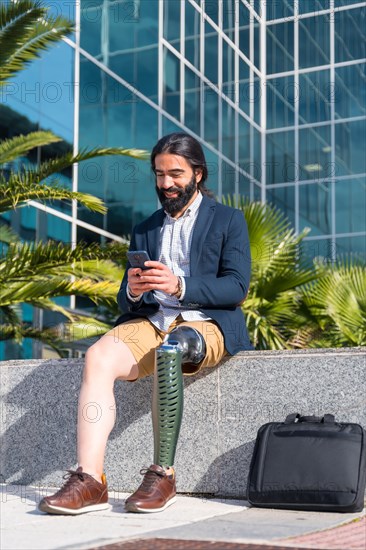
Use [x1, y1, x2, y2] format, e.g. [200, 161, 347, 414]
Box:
[152, 327, 207, 468]
[152, 344, 183, 468]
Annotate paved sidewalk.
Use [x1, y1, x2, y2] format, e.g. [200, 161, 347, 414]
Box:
[1, 485, 364, 550]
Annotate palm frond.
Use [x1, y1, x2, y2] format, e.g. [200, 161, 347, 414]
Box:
[0, 222, 20, 244]
[30, 146, 150, 181]
[0, 278, 119, 309]
[61, 315, 111, 342]
[299, 261, 366, 346]
[0, 241, 125, 281]
[0, 177, 107, 214]
[0, 1, 74, 85]
[0, 131, 61, 164]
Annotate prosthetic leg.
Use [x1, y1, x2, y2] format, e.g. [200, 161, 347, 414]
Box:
[152, 327, 206, 467]
[125, 327, 207, 512]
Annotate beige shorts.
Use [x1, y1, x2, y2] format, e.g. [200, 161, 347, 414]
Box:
[107, 315, 227, 379]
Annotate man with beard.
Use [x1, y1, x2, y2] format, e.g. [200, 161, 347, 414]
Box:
[39, 133, 252, 516]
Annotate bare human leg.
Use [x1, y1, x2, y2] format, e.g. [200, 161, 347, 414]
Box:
[77, 332, 139, 481]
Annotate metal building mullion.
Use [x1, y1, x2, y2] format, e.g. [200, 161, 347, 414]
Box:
[189, 0, 261, 79]
[70, 0, 81, 312]
[235, 0, 240, 204]
[260, 0, 266, 204]
[218, 0, 223, 200]
[330, 0, 337, 260]
[249, 0, 255, 200]
[158, 0, 164, 138]
[266, 1, 366, 25]
[266, 56, 366, 80]
[294, 1, 299, 234]
[200, 0, 205, 138]
[180, 0, 185, 125]
[266, 113, 366, 134]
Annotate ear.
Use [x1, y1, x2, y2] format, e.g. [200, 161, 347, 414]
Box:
[195, 168, 203, 183]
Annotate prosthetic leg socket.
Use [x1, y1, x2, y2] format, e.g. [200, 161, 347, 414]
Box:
[163, 326, 206, 366]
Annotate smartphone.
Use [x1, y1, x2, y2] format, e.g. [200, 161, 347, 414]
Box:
[127, 250, 151, 270]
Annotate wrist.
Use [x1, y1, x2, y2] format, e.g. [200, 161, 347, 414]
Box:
[171, 276, 182, 299]
[127, 284, 142, 302]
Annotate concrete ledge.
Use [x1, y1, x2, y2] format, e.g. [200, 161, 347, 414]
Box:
[1, 348, 365, 497]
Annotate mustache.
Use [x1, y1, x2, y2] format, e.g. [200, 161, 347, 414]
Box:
[162, 186, 182, 194]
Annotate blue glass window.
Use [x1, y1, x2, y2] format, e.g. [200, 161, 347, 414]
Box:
[267, 76, 295, 129]
[185, 67, 201, 136]
[238, 116, 250, 167]
[301, 238, 334, 263]
[267, 185, 295, 228]
[267, 22, 294, 74]
[299, 125, 332, 181]
[205, 21, 218, 84]
[336, 177, 366, 234]
[203, 86, 219, 149]
[79, 60, 157, 235]
[185, 2, 200, 68]
[222, 160, 236, 196]
[266, 130, 296, 184]
[299, 70, 331, 124]
[222, 103, 236, 162]
[336, 236, 366, 257]
[205, 0, 218, 25]
[299, 182, 332, 236]
[298, 1, 329, 14]
[238, 2, 250, 57]
[267, 1, 294, 20]
[164, 0, 180, 51]
[299, 15, 330, 69]
[335, 120, 366, 176]
[223, 39, 235, 91]
[238, 60, 250, 116]
[222, 0, 236, 41]
[163, 49, 180, 120]
[239, 172, 251, 198]
[335, 63, 366, 119]
[335, 7, 366, 63]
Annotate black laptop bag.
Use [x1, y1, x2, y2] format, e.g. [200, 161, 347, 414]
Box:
[247, 413, 366, 512]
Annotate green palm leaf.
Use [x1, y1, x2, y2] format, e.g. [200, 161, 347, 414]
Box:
[34, 147, 150, 181]
[0, 222, 20, 244]
[222, 197, 319, 349]
[0, 176, 107, 214]
[0, 131, 61, 164]
[300, 261, 366, 346]
[0, 241, 125, 281]
[0, 1, 74, 85]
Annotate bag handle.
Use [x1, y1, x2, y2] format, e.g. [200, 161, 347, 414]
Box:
[285, 413, 335, 424]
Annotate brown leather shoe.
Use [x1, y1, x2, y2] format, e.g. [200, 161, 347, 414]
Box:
[38, 467, 109, 515]
[125, 464, 176, 513]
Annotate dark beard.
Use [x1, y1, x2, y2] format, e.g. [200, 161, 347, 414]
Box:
[156, 176, 197, 216]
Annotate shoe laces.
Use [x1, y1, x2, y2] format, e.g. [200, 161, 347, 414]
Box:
[54, 468, 85, 496]
[138, 467, 165, 491]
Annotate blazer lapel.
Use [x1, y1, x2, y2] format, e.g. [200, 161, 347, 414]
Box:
[190, 195, 216, 274]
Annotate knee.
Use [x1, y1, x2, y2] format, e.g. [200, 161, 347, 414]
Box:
[83, 342, 110, 382]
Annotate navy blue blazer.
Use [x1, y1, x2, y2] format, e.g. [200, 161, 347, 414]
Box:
[116, 195, 252, 354]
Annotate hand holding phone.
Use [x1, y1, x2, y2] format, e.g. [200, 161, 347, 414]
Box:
[127, 250, 151, 270]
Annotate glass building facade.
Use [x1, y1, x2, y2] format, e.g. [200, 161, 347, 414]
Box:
[1, 0, 365, 358]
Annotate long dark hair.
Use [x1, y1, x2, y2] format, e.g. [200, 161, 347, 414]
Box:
[151, 133, 212, 196]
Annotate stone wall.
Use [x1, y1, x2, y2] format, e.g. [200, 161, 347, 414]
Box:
[1, 348, 365, 497]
